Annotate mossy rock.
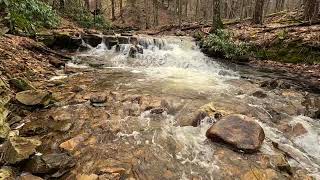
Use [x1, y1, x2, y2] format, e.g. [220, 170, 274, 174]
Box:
[9, 77, 36, 92]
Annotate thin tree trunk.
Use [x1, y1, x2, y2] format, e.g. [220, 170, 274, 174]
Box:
[179, 0, 182, 27]
[195, 0, 199, 21]
[144, 0, 150, 29]
[111, 0, 115, 21]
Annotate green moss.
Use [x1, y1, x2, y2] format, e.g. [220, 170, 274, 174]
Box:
[253, 41, 320, 64]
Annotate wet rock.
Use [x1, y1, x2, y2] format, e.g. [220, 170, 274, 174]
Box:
[252, 90, 268, 98]
[270, 154, 292, 175]
[104, 36, 118, 49]
[0, 166, 15, 179]
[150, 108, 167, 114]
[260, 79, 291, 90]
[102, 30, 115, 36]
[175, 30, 186, 36]
[83, 34, 102, 47]
[24, 153, 76, 175]
[240, 168, 280, 180]
[18, 173, 43, 180]
[51, 33, 82, 50]
[192, 103, 223, 127]
[49, 58, 65, 68]
[76, 174, 99, 180]
[0, 122, 10, 141]
[121, 32, 133, 36]
[90, 93, 107, 104]
[9, 77, 36, 91]
[118, 36, 130, 44]
[206, 114, 265, 152]
[49, 109, 73, 132]
[281, 122, 308, 137]
[16, 90, 52, 106]
[130, 36, 138, 45]
[71, 85, 86, 93]
[59, 134, 87, 152]
[3, 136, 41, 164]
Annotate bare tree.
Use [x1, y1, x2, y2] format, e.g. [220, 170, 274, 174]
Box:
[111, 0, 115, 21]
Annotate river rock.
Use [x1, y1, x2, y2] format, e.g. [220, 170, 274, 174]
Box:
[24, 153, 76, 174]
[82, 34, 102, 47]
[59, 134, 88, 152]
[16, 90, 52, 106]
[0, 105, 10, 140]
[252, 90, 268, 98]
[9, 77, 36, 91]
[90, 93, 107, 104]
[206, 114, 265, 152]
[3, 136, 42, 164]
[49, 58, 65, 68]
[0, 166, 15, 179]
[240, 168, 280, 180]
[18, 173, 43, 180]
[49, 109, 73, 132]
[118, 36, 130, 44]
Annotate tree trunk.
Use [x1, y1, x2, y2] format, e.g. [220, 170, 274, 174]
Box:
[144, 0, 150, 29]
[253, 0, 265, 24]
[240, 0, 245, 20]
[195, 0, 199, 21]
[111, 0, 115, 20]
[153, 0, 159, 26]
[184, 0, 188, 17]
[304, 0, 318, 22]
[179, 0, 182, 27]
[210, 0, 223, 33]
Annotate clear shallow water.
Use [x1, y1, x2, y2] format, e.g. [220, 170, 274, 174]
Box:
[63, 35, 320, 179]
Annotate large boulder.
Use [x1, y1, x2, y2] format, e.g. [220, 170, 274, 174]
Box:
[3, 137, 42, 164]
[206, 114, 265, 153]
[83, 34, 102, 47]
[15, 90, 52, 106]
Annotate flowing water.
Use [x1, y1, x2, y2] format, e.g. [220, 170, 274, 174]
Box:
[55, 35, 320, 179]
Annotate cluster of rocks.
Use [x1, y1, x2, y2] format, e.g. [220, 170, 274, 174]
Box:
[0, 77, 76, 179]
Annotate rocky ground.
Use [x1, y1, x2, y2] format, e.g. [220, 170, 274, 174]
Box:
[0, 32, 319, 180]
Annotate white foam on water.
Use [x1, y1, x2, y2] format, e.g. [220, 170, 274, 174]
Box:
[258, 117, 320, 177]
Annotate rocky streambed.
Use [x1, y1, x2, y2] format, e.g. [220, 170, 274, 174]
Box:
[0, 34, 319, 179]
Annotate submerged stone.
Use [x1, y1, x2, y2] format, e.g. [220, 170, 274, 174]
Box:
[16, 90, 52, 106]
[206, 114, 265, 152]
[3, 136, 42, 164]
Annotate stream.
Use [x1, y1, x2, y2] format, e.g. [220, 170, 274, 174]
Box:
[46, 35, 320, 179]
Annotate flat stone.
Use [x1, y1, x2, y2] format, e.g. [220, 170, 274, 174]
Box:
[206, 114, 265, 152]
[59, 134, 87, 152]
[16, 90, 52, 106]
[3, 136, 42, 164]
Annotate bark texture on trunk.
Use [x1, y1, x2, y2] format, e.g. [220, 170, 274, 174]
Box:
[210, 0, 223, 33]
[253, 0, 265, 24]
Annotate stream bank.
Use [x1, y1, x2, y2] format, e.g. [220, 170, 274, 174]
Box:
[0, 33, 319, 179]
